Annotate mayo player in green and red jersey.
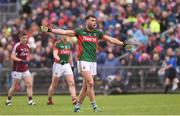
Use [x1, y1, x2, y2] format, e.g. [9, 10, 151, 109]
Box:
[40, 15, 128, 112]
[47, 35, 77, 105]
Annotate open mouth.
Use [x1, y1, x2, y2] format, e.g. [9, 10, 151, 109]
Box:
[93, 24, 96, 28]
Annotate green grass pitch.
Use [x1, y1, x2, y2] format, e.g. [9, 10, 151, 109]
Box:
[0, 94, 180, 115]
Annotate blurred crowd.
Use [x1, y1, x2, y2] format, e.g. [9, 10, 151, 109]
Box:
[0, 0, 180, 92]
[0, 0, 17, 3]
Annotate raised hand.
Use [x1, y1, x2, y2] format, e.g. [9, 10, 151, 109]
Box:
[125, 45, 134, 51]
[40, 26, 52, 32]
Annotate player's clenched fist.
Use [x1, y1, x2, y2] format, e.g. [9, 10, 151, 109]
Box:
[40, 26, 52, 32]
[125, 45, 133, 51]
[123, 41, 133, 51]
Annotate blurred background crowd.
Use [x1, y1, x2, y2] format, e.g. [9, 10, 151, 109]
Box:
[0, 0, 179, 93]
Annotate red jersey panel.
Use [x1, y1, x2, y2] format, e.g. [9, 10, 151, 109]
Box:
[12, 42, 30, 72]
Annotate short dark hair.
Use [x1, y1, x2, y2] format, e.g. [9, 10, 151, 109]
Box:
[85, 15, 96, 21]
[19, 31, 27, 37]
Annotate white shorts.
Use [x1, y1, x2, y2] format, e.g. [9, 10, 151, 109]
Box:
[12, 70, 31, 79]
[77, 61, 97, 75]
[52, 62, 73, 77]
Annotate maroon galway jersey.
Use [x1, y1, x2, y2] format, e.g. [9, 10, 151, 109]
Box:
[12, 42, 30, 72]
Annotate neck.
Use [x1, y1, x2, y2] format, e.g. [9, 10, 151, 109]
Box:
[86, 25, 93, 32]
[21, 42, 26, 45]
[62, 40, 67, 44]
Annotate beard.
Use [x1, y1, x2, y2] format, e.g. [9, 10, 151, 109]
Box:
[87, 24, 96, 31]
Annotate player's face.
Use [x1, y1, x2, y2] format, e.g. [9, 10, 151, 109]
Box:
[20, 35, 28, 44]
[87, 17, 97, 30]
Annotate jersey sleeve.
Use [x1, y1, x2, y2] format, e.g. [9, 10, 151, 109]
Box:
[12, 43, 19, 55]
[97, 30, 104, 40]
[74, 28, 81, 37]
[54, 41, 59, 49]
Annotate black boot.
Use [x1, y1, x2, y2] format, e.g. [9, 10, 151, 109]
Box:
[164, 85, 170, 94]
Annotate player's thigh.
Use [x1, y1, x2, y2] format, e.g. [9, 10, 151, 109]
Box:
[77, 61, 94, 83]
[11, 78, 20, 88]
[51, 76, 60, 86]
[65, 74, 75, 86]
[22, 70, 33, 85]
[82, 79, 87, 89]
[52, 63, 63, 77]
[22, 70, 32, 82]
[12, 71, 23, 80]
[77, 61, 91, 73]
[80, 71, 94, 84]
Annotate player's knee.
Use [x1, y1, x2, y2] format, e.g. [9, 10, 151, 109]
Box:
[68, 81, 75, 87]
[82, 84, 87, 90]
[25, 82, 32, 88]
[53, 81, 59, 88]
[87, 81, 94, 88]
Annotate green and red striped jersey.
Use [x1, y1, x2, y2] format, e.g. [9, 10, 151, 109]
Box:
[55, 41, 71, 64]
[75, 28, 104, 62]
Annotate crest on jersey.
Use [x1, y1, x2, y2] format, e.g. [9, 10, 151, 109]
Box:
[60, 46, 64, 49]
[82, 32, 87, 35]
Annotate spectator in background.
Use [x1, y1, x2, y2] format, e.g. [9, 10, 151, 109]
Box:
[164, 48, 180, 93]
[160, 11, 169, 32]
[100, 49, 120, 83]
[0, 47, 4, 88]
[166, 32, 179, 50]
[147, 53, 162, 87]
[106, 73, 124, 94]
[2, 49, 12, 90]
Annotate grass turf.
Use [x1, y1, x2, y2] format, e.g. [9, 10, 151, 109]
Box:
[0, 94, 180, 115]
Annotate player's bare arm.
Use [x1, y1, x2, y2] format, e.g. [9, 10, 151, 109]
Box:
[103, 35, 126, 47]
[53, 48, 60, 62]
[11, 53, 22, 62]
[68, 52, 73, 66]
[40, 26, 75, 37]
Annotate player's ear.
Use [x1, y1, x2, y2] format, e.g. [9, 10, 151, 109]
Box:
[85, 19, 89, 25]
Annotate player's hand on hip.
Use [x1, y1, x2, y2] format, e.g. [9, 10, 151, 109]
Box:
[71, 66, 74, 72]
[59, 60, 65, 65]
[54, 58, 60, 63]
[21, 60, 28, 64]
[40, 26, 52, 32]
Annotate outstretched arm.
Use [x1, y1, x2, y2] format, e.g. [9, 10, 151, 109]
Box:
[40, 26, 75, 36]
[103, 35, 126, 47]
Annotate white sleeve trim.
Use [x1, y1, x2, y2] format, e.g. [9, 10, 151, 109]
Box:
[12, 42, 20, 55]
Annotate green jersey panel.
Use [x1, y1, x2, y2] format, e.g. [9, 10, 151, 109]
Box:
[55, 41, 71, 64]
[75, 28, 104, 62]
